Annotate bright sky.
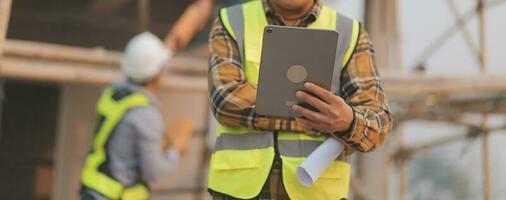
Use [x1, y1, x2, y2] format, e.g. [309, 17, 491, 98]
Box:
[329, 0, 506, 75]
[399, 0, 506, 75]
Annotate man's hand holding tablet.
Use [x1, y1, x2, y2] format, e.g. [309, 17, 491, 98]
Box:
[292, 82, 354, 134]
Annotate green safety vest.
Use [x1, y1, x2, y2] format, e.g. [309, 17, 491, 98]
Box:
[208, 1, 360, 200]
[81, 87, 151, 200]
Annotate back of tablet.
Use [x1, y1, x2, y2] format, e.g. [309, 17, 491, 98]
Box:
[255, 25, 339, 117]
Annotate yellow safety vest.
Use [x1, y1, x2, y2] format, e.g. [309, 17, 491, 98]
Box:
[81, 87, 151, 200]
[208, 1, 360, 200]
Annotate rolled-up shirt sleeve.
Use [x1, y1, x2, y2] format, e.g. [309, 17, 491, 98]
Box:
[129, 106, 178, 181]
[332, 29, 393, 153]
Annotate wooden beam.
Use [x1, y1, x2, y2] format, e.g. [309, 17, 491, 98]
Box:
[477, 0, 492, 198]
[478, 0, 487, 73]
[0, 0, 12, 62]
[394, 95, 506, 120]
[364, 0, 402, 70]
[138, 0, 150, 32]
[393, 121, 506, 159]
[3, 39, 121, 66]
[1, 57, 120, 84]
[479, 113, 492, 200]
[3, 39, 208, 76]
[397, 159, 406, 200]
[383, 74, 506, 98]
[0, 57, 207, 91]
[163, 0, 214, 52]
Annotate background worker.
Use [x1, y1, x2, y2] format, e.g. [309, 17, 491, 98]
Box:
[80, 32, 193, 200]
[207, 0, 392, 199]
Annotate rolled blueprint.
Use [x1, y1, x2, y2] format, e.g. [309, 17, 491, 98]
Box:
[296, 138, 344, 186]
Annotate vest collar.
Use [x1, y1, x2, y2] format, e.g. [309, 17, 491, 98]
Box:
[262, 0, 323, 26]
[113, 80, 160, 107]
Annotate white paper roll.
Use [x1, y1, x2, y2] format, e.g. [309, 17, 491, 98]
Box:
[296, 138, 344, 186]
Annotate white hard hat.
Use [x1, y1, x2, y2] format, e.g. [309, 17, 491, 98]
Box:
[122, 32, 172, 82]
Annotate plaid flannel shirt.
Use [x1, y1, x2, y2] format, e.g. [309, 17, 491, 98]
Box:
[208, 0, 392, 153]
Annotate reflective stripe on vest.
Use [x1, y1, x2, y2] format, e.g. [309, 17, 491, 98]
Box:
[81, 88, 150, 200]
[210, 0, 360, 199]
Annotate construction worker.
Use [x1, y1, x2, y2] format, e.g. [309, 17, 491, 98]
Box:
[80, 32, 192, 200]
[208, 0, 392, 200]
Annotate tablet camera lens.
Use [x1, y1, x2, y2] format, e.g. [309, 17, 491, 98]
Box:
[266, 28, 272, 33]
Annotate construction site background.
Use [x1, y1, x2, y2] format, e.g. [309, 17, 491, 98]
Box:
[0, 0, 505, 200]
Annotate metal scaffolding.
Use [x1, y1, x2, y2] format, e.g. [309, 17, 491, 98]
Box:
[361, 0, 506, 199]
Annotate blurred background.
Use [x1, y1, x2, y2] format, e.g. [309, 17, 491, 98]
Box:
[0, 0, 505, 199]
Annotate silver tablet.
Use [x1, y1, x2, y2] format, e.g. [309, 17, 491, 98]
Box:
[255, 25, 339, 117]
